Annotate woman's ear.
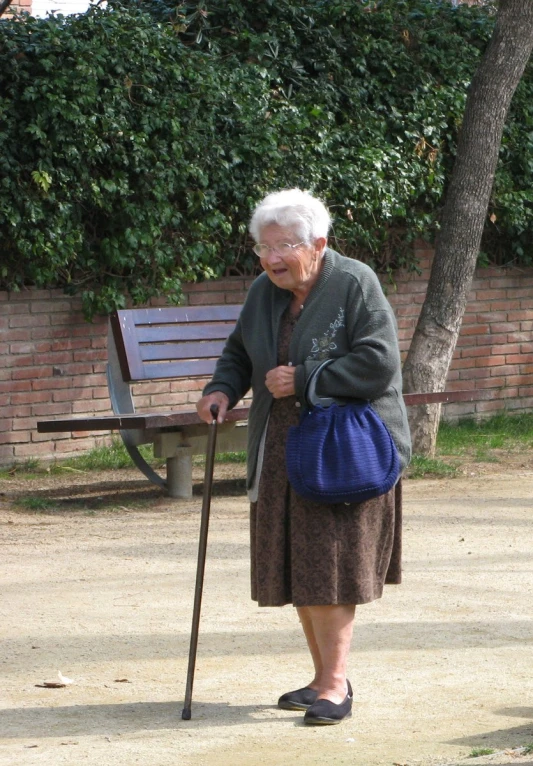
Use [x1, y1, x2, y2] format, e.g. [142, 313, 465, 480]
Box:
[314, 237, 327, 257]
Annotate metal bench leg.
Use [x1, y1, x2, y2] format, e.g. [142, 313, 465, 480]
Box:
[123, 443, 167, 490]
[166, 449, 193, 499]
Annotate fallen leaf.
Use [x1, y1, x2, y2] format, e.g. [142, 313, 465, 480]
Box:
[36, 671, 74, 688]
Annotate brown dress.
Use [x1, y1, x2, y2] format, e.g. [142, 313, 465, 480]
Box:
[250, 308, 402, 608]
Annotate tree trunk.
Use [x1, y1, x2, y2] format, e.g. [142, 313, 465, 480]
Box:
[0, 0, 14, 17]
[402, 0, 533, 456]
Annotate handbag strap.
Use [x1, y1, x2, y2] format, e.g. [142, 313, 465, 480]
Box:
[304, 359, 336, 407]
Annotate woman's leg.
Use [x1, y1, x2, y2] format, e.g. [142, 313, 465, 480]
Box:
[298, 604, 355, 703]
[296, 606, 322, 688]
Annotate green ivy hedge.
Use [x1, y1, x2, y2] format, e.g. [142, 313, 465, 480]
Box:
[0, 0, 532, 317]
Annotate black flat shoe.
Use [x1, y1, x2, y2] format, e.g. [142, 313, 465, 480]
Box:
[277, 686, 318, 711]
[303, 680, 353, 725]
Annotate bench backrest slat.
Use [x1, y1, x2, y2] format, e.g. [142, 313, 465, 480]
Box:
[138, 359, 230, 380]
[140, 340, 228, 363]
[127, 305, 242, 324]
[111, 305, 243, 382]
[136, 323, 238, 344]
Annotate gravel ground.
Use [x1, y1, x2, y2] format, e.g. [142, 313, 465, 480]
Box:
[1, 460, 532, 766]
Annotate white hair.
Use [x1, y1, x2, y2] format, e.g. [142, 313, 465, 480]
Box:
[249, 188, 331, 243]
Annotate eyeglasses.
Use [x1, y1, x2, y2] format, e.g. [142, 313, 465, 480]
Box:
[252, 242, 305, 258]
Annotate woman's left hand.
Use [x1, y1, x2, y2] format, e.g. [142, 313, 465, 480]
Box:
[265, 365, 296, 398]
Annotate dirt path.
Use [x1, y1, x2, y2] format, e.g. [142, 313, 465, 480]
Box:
[1, 464, 533, 766]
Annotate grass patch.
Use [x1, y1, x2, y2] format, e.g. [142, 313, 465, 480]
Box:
[50, 439, 160, 472]
[51, 441, 246, 473]
[193, 450, 247, 466]
[468, 747, 495, 758]
[13, 497, 57, 512]
[1, 440, 246, 482]
[523, 744, 533, 755]
[406, 455, 458, 479]
[216, 450, 246, 463]
[438, 412, 533, 455]
[471, 448, 500, 463]
[0, 458, 43, 479]
[404, 411, 533, 478]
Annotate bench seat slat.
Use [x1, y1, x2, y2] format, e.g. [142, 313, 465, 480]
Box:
[403, 389, 488, 405]
[37, 390, 487, 434]
[37, 407, 250, 433]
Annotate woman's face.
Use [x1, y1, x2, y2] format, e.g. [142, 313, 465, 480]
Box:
[257, 223, 326, 294]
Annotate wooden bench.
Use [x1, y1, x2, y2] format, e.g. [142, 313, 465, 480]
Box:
[37, 304, 485, 498]
[38, 305, 249, 498]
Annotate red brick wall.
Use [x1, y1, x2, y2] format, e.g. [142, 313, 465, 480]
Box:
[390, 249, 533, 419]
[1, 251, 533, 467]
[0, 278, 252, 466]
[3, 0, 32, 14]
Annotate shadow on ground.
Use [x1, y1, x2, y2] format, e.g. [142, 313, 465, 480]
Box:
[3, 477, 247, 514]
[1, 701, 301, 739]
[446, 706, 533, 758]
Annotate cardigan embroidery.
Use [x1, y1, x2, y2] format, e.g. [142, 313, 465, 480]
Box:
[309, 307, 345, 360]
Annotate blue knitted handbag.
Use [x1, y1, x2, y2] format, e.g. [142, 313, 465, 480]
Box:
[286, 359, 400, 504]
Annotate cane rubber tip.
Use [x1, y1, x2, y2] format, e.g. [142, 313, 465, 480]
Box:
[182, 708, 191, 720]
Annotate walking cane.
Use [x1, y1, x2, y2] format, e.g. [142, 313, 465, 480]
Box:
[182, 404, 219, 721]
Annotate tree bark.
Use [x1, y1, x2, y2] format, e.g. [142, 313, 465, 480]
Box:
[402, 0, 533, 455]
[0, 0, 14, 18]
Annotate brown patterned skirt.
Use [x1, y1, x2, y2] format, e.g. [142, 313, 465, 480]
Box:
[250, 395, 402, 607]
[249, 309, 402, 608]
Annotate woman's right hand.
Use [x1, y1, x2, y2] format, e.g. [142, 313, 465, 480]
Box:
[196, 392, 230, 424]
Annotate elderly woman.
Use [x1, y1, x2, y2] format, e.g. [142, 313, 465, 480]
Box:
[196, 189, 411, 725]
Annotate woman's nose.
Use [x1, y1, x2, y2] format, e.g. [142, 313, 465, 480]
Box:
[263, 247, 283, 263]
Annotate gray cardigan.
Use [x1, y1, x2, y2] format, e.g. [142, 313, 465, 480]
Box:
[203, 248, 412, 491]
